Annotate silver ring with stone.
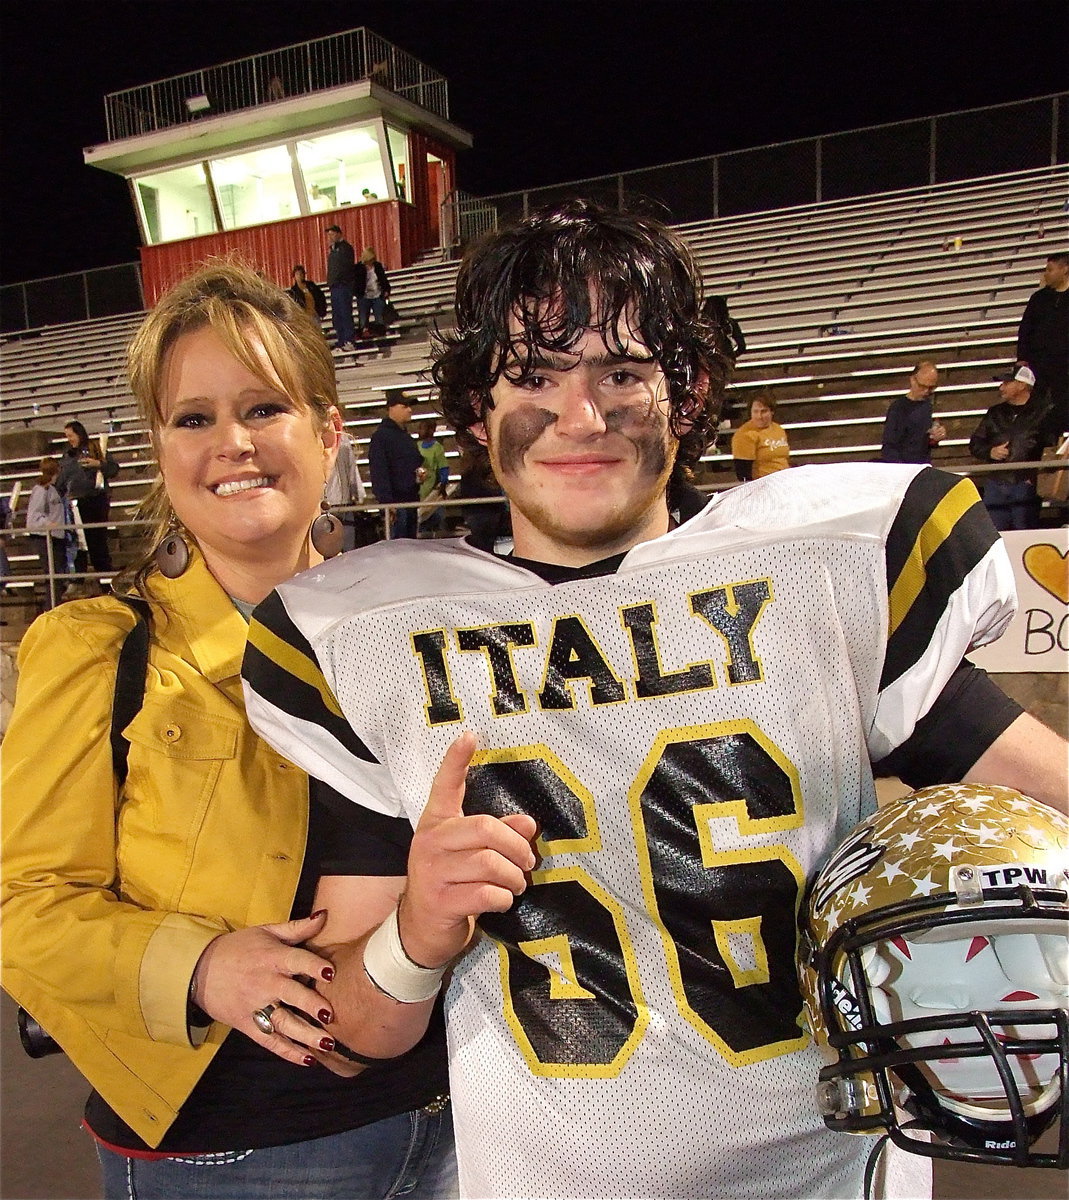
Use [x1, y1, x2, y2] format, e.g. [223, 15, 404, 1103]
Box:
[252, 1003, 278, 1035]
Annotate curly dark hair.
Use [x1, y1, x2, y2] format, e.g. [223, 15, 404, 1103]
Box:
[432, 199, 727, 469]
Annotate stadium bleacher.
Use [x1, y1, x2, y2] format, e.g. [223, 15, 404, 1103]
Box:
[2, 162, 1066, 612]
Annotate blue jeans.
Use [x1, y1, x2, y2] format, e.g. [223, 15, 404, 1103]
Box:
[358, 295, 386, 330]
[97, 1104, 457, 1200]
[983, 477, 1039, 531]
[330, 285, 355, 346]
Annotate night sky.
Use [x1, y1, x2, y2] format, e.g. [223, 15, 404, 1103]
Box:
[2, 0, 1067, 283]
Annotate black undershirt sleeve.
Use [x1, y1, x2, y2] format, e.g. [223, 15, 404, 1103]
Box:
[872, 660, 1023, 788]
[311, 778, 412, 877]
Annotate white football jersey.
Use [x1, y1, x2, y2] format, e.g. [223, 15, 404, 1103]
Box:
[244, 464, 1014, 1199]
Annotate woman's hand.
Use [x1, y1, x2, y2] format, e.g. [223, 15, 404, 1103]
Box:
[191, 911, 340, 1068]
[266, 1002, 370, 1078]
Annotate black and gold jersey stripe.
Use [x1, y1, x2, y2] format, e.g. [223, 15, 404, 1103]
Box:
[881, 469, 999, 690]
[244, 590, 378, 765]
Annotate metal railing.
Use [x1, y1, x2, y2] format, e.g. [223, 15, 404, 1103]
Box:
[2, 462, 1065, 613]
[0, 501, 507, 608]
[442, 93, 1068, 248]
[0, 264, 144, 337]
[103, 27, 449, 141]
[439, 190, 500, 248]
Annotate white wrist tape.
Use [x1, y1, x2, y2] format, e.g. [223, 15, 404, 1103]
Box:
[363, 907, 446, 1004]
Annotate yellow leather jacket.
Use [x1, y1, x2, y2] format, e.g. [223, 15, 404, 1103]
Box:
[1, 551, 307, 1147]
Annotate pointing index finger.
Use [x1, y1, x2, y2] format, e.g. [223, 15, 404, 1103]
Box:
[419, 731, 478, 830]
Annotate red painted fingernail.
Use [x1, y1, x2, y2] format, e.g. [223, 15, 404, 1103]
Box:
[321, 965, 335, 982]
[320, 1036, 335, 1051]
[318, 1009, 333, 1024]
[302, 1054, 316, 1066]
[311, 908, 327, 919]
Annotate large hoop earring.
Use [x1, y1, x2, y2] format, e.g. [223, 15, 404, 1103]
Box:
[153, 517, 191, 578]
[310, 500, 344, 559]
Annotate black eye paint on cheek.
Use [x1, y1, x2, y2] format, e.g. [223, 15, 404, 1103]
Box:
[633, 424, 669, 478]
[496, 407, 556, 475]
[604, 405, 670, 478]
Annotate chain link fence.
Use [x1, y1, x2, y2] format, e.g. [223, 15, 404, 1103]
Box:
[1, 264, 144, 336]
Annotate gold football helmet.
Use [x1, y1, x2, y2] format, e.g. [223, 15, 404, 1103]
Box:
[799, 783, 1068, 1168]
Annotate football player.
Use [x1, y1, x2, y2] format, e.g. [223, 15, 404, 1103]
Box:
[243, 201, 1067, 1199]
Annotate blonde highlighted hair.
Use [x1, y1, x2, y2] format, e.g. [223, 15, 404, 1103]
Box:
[121, 259, 338, 592]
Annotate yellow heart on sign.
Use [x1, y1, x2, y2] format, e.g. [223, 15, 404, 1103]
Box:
[1022, 544, 1069, 605]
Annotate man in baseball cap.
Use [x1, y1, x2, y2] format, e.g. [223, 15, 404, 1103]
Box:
[970, 363, 1046, 528]
[994, 364, 1037, 387]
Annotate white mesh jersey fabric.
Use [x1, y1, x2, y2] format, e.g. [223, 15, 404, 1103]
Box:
[244, 463, 1014, 1198]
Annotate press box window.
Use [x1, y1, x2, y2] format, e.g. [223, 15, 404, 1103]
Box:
[386, 126, 409, 201]
[134, 164, 218, 244]
[295, 126, 388, 210]
[209, 146, 300, 231]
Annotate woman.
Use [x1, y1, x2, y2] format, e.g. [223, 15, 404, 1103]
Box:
[2, 264, 455, 1199]
[25, 457, 67, 610]
[56, 419, 119, 575]
[286, 263, 328, 324]
[731, 392, 791, 481]
[355, 246, 391, 336]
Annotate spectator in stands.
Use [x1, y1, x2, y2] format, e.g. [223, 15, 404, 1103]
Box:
[26, 457, 67, 611]
[879, 361, 947, 463]
[455, 439, 507, 549]
[369, 396, 424, 538]
[1, 263, 455, 1200]
[355, 248, 391, 338]
[1016, 251, 1068, 444]
[731, 392, 790, 480]
[969, 364, 1047, 531]
[325, 225, 357, 352]
[417, 419, 450, 536]
[701, 294, 746, 362]
[326, 426, 368, 552]
[287, 265, 327, 325]
[56, 420, 118, 577]
[310, 184, 336, 211]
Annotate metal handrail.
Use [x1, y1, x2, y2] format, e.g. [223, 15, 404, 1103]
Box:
[3, 460, 1065, 610]
[102, 27, 449, 141]
[441, 93, 1067, 248]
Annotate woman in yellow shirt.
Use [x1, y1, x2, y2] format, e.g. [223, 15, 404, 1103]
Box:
[2, 264, 455, 1198]
[731, 393, 790, 480]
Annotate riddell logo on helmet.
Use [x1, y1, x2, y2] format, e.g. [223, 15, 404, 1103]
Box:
[985, 1139, 1018, 1150]
[829, 977, 863, 1031]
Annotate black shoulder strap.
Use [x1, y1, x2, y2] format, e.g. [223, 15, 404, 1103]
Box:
[109, 594, 152, 786]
